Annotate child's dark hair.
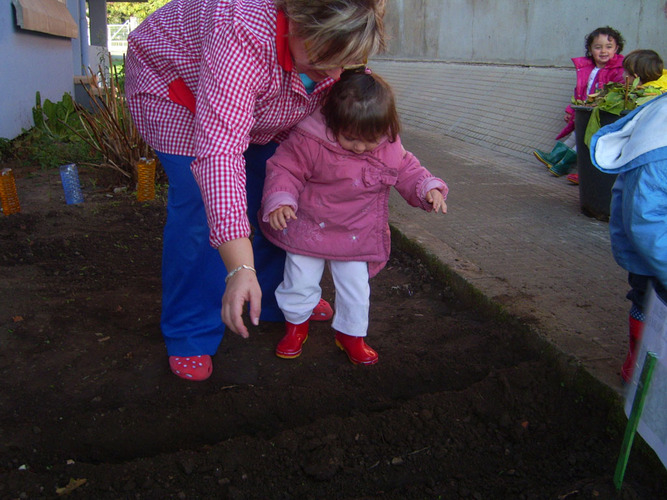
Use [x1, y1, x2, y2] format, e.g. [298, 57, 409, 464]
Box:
[623, 49, 664, 84]
[321, 68, 400, 143]
[585, 26, 625, 58]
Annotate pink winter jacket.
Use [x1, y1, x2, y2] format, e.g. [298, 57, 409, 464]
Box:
[260, 110, 448, 277]
[557, 53, 625, 139]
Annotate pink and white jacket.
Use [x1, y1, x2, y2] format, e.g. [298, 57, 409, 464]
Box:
[557, 53, 625, 139]
[260, 110, 448, 277]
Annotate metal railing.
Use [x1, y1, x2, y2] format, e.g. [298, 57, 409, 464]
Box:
[107, 20, 133, 56]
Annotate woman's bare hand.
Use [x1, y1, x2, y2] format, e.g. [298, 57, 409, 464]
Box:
[221, 268, 261, 338]
[218, 238, 260, 338]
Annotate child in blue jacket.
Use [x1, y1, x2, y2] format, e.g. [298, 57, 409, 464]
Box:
[591, 91, 667, 383]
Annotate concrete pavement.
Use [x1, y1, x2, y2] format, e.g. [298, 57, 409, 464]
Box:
[367, 59, 631, 394]
[388, 127, 629, 394]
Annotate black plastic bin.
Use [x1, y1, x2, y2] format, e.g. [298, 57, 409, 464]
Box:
[573, 106, 622, 221]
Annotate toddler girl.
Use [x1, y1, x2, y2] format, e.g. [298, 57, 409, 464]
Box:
[534, 26, 625, 180]
[260, 68, 448, 365]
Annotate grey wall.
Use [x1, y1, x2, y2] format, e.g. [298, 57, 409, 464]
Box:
[380, 0, 667, 66]
[374, 0, 667, 158]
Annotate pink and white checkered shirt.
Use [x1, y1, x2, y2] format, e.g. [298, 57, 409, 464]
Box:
[126, 0, 334, 247]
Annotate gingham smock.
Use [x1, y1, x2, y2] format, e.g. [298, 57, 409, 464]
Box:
[125, 0, 334, 248]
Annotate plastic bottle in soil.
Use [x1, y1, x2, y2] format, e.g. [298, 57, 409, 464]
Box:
[136, 157, 156, 202]
[59, 163, 84, 205]
[0, 168, 21, 215]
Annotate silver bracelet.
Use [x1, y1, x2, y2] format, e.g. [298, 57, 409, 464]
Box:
[225, 264, 256, 283]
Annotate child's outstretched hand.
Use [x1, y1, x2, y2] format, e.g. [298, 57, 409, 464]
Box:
[269, 205, 297, 230]
[427, 189, 447, 214]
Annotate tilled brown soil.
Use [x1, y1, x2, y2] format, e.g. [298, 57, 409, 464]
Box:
[0, 166, 666, 499]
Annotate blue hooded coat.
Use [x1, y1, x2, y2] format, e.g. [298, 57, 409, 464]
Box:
[591, 92, 667, 289]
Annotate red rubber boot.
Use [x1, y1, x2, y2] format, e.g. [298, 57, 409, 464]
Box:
[276, 321, 310, 359]
[621, 316, 645, 383]
[335, 332, 378, 365]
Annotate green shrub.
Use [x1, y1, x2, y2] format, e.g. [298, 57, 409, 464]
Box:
[32, 92, 85, 142]
[5, 127, 100, 170]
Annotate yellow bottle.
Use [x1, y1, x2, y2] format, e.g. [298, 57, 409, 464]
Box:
[136, 157, 156, 202]
[0, 168, 21, 215]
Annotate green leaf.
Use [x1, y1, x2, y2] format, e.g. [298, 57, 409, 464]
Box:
[32, 92, 44, 129]
[636, 95, 660, 106]
[584, 107, 602, 147]
[61, 93, 75, 113]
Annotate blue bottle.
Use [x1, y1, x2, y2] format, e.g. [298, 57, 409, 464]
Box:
[59, 163, 84, 205]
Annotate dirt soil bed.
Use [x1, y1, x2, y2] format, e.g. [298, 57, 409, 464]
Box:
[1, 165, 666, 499]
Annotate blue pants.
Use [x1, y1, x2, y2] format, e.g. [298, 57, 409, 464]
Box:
[156, 143, 285, 356]
[627, 272, 667, 321]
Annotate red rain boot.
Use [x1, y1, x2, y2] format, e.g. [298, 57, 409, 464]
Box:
[621, 316, 645, 383]
[335, 332, 378, 365]
[276, 321, 310, 359]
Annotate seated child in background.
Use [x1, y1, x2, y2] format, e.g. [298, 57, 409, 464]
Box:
[260, 68, 448, 366]
[623, 49, 667, 91]
[591, 92, 667, 383]
[567, 49, 666, 186]
[533, 26, 626, 180]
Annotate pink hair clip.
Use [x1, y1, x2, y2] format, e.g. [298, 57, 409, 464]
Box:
[364, 67, 372, 74]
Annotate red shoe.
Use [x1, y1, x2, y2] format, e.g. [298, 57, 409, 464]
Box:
[169, 355, 212, 381]
[310, 298, 333, 321]
[276, 321, 309, 359]
[335, 332, 378, 365]
[566, 173, 579, 185]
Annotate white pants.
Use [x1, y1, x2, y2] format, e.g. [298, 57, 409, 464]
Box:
[275, 253, 370, 337]
[562, 131, 577, 150]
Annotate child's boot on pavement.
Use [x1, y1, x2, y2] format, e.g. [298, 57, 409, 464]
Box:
[335, 332, 378, 365]
[533, 141, 570, 168]
[276, 321, 310, 359]
[621, 316, 645, 383]
[548, 147, 577, 177]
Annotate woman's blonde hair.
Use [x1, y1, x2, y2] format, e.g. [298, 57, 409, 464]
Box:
[275, 0, 386, 67]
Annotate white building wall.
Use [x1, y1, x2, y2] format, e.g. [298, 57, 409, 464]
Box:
[1, 0, 80, 139]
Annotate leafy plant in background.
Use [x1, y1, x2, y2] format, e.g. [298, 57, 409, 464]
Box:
[107, 0, 169, 23]
[32, 92, 85, 142]
[2, 121, 98, 170]
[573, 78, 663, 146]
[0, 138, 11, 162]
